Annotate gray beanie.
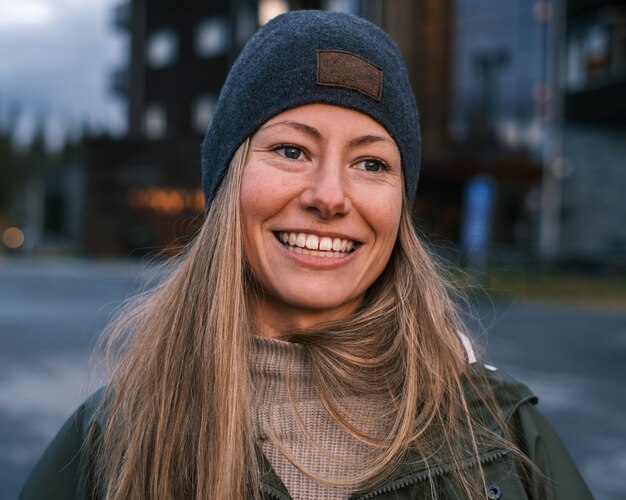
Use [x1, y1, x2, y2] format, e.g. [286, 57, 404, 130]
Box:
[201, 10, 421, 207]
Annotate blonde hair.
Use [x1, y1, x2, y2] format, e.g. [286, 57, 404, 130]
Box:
[93, 140, 518, 499]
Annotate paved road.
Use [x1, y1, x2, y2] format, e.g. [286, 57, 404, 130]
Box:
[0, 258, 145, 500]
[1, 258, 624, 499]
[474, 301, 626, 499]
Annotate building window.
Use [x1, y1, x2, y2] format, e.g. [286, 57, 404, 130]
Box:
[566, 23, 612, 90]
[144, 104, 167, 139]
[195, 18, 229, 58]
[147, 30, 178, 68]
[192, 95, 216, 134]
[583, 26, 610, 75]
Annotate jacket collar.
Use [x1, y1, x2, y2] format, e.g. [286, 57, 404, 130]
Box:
[255, 364, 536, 499]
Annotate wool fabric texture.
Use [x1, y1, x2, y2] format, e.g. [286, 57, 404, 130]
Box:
[201, 10, 421, 207]
[250, 335, 389, 499]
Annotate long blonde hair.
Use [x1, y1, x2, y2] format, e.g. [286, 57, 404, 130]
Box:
[93, 140, 517, 498]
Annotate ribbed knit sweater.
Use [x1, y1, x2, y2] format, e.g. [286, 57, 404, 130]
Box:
[250, 336, 388, 500]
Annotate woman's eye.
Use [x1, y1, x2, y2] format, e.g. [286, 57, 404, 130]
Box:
[355, 159, 388, 172]
[274, 145, 303, 160]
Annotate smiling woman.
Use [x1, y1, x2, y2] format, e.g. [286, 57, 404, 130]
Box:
[20, 10, 592, 500]
[241, 105, 403, 335]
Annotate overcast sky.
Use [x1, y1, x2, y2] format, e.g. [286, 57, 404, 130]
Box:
[0, 0, 126, 148]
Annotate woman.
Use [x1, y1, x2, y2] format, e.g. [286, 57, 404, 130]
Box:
[20, 10, 592, 500]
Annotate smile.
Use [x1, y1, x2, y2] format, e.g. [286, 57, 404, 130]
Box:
[275, 231, 359, 257]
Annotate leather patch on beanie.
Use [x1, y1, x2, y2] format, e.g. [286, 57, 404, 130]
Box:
[316, 50, 382, 101]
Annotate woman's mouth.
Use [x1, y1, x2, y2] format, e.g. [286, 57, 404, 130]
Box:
[274, 231, 359, 257]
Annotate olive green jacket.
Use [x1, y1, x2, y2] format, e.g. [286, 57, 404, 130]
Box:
[20, 365, 593, 499]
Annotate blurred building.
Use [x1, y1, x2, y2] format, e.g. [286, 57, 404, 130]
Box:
[83, 0, 254, 254]
[560, 0, 626, 266]
[406, 0, 545, 260]
[79, 0, 625, 267]
[0, 122, 84, 256]
[393, 0, 626, 267]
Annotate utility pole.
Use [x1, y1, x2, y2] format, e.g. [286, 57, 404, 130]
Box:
[128, 0, 147, 139]
[538, 0, 565, 261]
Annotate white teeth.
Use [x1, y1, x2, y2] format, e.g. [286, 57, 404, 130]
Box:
[277, 231, 357, 257]
[305, 234, 319, 249]
[319, 237, 333, 251]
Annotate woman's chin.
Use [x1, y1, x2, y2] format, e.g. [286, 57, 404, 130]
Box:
[262, 289, 364, 328]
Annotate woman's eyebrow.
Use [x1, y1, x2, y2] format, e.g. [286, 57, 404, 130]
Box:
[258, 122, 394, 149]
[348, 135, 395, 148]
[259, 120, 322, 140]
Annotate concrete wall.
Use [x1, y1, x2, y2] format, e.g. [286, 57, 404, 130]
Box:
[561, 125, 626, 264]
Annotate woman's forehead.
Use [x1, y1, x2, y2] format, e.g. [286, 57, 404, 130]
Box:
[256, 104, 397, 145]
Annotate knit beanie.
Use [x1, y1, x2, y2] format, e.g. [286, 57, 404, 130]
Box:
[201, 10, 421, 207]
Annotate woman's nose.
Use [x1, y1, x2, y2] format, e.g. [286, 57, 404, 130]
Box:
[299, 164, 352, 219]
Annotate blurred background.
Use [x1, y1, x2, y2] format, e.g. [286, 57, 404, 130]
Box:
[1, 0, 625, 498]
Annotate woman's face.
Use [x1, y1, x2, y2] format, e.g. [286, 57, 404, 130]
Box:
[240, 104, 403, 336]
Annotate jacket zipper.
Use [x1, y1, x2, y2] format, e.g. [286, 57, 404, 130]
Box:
[354, 448, 510, 499]
[258, 448, 509, 499]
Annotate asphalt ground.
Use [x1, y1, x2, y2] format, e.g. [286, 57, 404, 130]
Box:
[1, 258, 624, 499]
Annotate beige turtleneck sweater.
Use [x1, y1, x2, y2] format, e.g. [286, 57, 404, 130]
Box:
[250, 336, 388, 500]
